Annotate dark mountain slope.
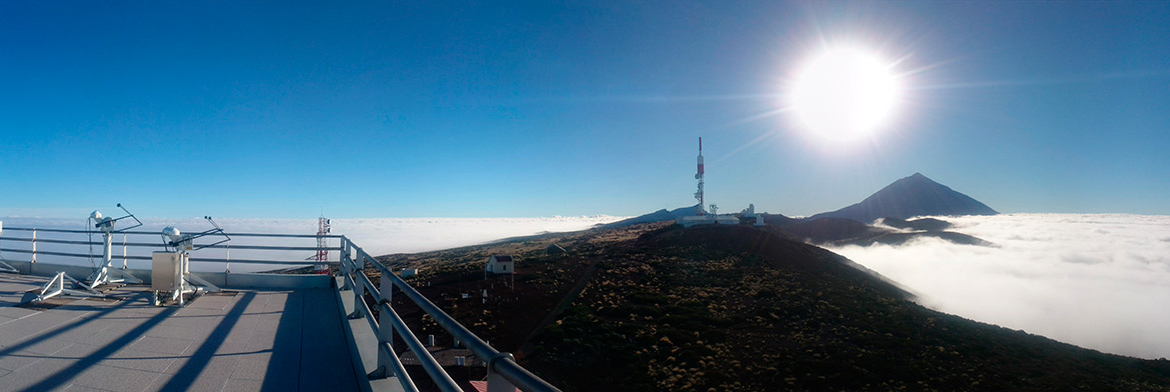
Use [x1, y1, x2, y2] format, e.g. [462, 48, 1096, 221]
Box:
[777, 217, 879, 243]
[810, 173, 998, 223]
[520, 225, 1170, 391]
[881, 217, 953, 231]
[764, 216, 992, 247]
[382, 223, 1169, 391]
[597, 205, 700, 229]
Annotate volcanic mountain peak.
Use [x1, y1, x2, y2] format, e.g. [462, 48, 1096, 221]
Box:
[810, 172, 997, 223]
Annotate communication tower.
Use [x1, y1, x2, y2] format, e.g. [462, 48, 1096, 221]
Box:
[694, 137, 706, 215]
[311, 216, 331, 274]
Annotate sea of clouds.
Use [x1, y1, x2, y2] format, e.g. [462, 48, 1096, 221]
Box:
[0, 216, 622, 273]
[827, 213, 1170, 359]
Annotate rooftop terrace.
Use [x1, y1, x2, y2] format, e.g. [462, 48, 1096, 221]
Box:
[0, 273, 358, 391]
[0, 223, 558, 392]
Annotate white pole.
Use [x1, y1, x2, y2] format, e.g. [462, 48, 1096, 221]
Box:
[101, 230, 113, 283]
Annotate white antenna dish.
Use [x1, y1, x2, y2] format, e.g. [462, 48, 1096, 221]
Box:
[162, 227, 182, 243]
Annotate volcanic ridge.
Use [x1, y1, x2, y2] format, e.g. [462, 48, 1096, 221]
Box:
[378, 222, 1170, 391]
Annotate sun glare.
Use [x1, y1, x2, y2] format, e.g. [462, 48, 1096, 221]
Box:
[790, 48, 901, 144]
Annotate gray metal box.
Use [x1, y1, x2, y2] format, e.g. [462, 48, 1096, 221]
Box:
[152, 252, 181, 291]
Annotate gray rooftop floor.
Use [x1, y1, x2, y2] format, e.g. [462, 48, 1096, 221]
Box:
[0, 273, 358, 392]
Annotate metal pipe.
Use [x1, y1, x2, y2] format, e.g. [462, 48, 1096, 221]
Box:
[347, 282, 418, 391]
[0, 237, 340, 251]
[340, 238, 353, 291]
[492, 358, 562, 392]
[351, 245, 392, 276]
[385, 271, 495, 358]
[345, 242, 560, 390]
[379, 302, 462, 392]
[357, 270, 378, 294]
[0, 248, 117, 259]
[378, 273, 398, 381]
[0, 248, 343, 266]
[193, 244, 341, 251]
[188, 257, 338, 266]
[1, 227, 343, 238]
[384, 266, 561, 392]
[350, 256, 367, 319]
[103, 230, 112, 268]
[349, 241, 559, 390]
[380, 341, 417, 392]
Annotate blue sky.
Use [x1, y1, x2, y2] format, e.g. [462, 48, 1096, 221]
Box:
[2, 1, 1168, 219]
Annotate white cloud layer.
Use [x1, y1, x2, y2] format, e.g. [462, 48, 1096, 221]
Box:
[828, 213, 1170, 359]
[0, 216, 622, 273]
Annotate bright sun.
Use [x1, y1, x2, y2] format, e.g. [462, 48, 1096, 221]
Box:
[790, 48, 901, 144]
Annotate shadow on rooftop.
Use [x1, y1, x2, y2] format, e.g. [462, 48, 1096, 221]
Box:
[263, 288, 359, 390]
[20, 296, 180, 391]
[0, 295, 138, 359]
[155, 291, 256, 390]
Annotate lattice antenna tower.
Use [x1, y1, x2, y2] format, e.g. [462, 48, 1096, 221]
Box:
[313, 216, 331, 274]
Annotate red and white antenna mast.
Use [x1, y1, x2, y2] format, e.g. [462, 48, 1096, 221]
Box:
[312, 216, 331, 274]
[694, 137, 705, 215]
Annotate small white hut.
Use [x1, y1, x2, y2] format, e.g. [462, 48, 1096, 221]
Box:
[485, 255, 514, 274]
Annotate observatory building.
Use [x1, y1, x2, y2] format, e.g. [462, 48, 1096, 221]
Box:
[485, 255, 515, 274]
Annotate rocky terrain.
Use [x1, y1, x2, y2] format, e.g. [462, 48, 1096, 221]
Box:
[376, 223, 1170, 392]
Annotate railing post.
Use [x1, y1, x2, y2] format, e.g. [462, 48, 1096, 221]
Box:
[371, 271, 396, 380]
[340, 238, 352, 291]
[348, 252, 366, 319]
[121, 233, 128, 269]
[487, 354, 520, 392]
[31, 229, 37, 263]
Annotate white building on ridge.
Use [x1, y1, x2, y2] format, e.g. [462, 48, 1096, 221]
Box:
[485, 255, 514, 274]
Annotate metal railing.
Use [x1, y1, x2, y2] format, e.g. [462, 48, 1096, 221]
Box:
[337, 236, 561, 392]
[1, 226, 561, 391]
[0, 226, 342, 272]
